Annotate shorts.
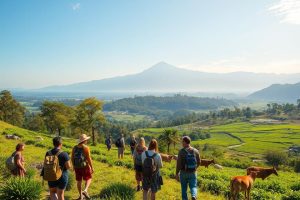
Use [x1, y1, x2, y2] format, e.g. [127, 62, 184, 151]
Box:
[48, 171, 69, 190]
[118, 147, 125, 155]
[74, 167, 92, 181]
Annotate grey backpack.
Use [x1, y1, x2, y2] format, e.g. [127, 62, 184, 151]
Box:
[6, 152, 17, 171]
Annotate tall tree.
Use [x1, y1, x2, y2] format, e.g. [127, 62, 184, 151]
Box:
[0, 90, 25, 126]
[171, 129, 181, 151]
[159, 129, 173, 153]
[25, 113, 46, 132]
[74, 97, 105, 145]
[40, 101, 74, 135]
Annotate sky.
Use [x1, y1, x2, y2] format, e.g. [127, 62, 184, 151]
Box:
[0, 0, 300, 89]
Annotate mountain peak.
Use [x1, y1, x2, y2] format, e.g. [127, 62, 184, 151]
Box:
[142, 62, 180, 73]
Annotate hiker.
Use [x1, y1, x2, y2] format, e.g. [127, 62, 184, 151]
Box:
[116, 134, 125, 159]
[133, 137, 148, 191]
[142, 139, 163, 200]
[42, 137, 71, 200]
[175, 136, 201, 200]
[72, 134, 94, 200]
[105, 136, 112, 151]
[7, 143, 26, 177]
[130, 135, 137, 155]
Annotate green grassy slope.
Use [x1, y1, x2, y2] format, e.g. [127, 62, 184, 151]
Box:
[0, 121, 224, 200]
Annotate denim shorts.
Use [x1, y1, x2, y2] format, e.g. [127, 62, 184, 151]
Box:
[48, 171, 69, 190]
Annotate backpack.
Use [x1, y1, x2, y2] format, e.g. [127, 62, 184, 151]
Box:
[134, 148, 144, 166]
[6, 152, 17, 171]
[42, 150, 62, 181]
[184, 148, 197, 171]
[115, 138, 121, 148]
[143, 151, 157, 178]
[73, 146, 87, 169]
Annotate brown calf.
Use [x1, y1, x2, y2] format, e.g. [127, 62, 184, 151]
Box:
[200, 159, 215, 168]
[160, 153, 173, 162]
[246, 166, 278, 180]
[230, 172, 257, 200]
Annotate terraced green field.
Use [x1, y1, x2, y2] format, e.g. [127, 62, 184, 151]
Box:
[137, 121, 300, 155]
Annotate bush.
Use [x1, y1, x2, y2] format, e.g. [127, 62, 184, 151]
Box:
[34, 143, 46, 148]
[99, 183, 135, 200]
[291, 183, 300, 191]
[282, 191, 300, 200]
[251, 189, 277, 200]
[25, 168, 36, 179]
[0, 178, 42, 200]
[25, 140, 36, 145]
[91, 150, 101, 155]
[294, 160, 300, 173]
[265, 150, 288, 167]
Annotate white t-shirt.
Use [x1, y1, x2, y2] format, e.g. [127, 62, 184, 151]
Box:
[141, 150, 163, 169]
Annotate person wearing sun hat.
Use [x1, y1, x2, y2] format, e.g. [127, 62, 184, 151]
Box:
[71, 134, 94, 200]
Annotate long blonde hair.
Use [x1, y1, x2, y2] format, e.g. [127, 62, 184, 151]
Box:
[137, 137, 146, 150]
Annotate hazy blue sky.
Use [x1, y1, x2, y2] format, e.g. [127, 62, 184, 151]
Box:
[0, 0, 300, 88]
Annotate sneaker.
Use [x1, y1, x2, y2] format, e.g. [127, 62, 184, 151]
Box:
[137, 185, 141, 191]
[192, 197, 196, 200]
[82, 191, 91, 199]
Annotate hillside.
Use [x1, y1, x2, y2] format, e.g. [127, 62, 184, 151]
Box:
[40, 62, 300, 93]
[249, 82, 300, 102]
[0, 121, 224, 200]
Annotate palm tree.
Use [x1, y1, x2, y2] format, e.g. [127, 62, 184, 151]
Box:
[160, 129, 173, 153]
[171, 129, 181, 152]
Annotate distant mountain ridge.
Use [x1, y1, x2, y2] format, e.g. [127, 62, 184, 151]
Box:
[40, 62, 300, 93]
[248, 82, 300, 102]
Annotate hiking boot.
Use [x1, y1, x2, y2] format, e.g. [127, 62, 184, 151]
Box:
[192, 197, 196, 200]
[82, 191, 91, 199]
[137, 185, 141, 191]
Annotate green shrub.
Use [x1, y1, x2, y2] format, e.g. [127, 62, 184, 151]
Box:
[99, 183, 135, 200]
[114, 160, 125, 167]
[282, 191, 300, 200]
[25, 168, 36, 179]
[200, 179, 227, 195]
[34, 143, 46, 148]
[254, 180, 287, 194]
[25, 140, 36, 145]
[291, 183, 300, 191]
[294, 160, 300, 173]
[265, 150, 288, 167]
[251, 189, 277, 200]
[0, 178, 42, 200]
[91, 150, 101, 155]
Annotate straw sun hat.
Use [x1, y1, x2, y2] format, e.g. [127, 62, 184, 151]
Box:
[78, 134, 91, 144]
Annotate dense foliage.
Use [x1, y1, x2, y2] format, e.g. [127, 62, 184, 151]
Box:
[0, 90, 25, 126]
[0, 178, 42, 200]
[103, 95, 236, 114]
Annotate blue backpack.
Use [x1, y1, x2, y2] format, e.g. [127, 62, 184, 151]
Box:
[184, 148, 197, 171]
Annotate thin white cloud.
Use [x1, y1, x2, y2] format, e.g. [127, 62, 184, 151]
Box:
[72, 3, 81, 11]
[269, 0, 300, 25]
[179, 59, 300, 74]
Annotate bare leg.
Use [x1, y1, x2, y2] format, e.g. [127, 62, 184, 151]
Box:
[84, 178, 92, 192]
[49, 188, 58, 200]
[151, 192, 156, 200]
[143, 190, 149, 200]
[57, 189, 65, 200]
[77, 181, 82, 198]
